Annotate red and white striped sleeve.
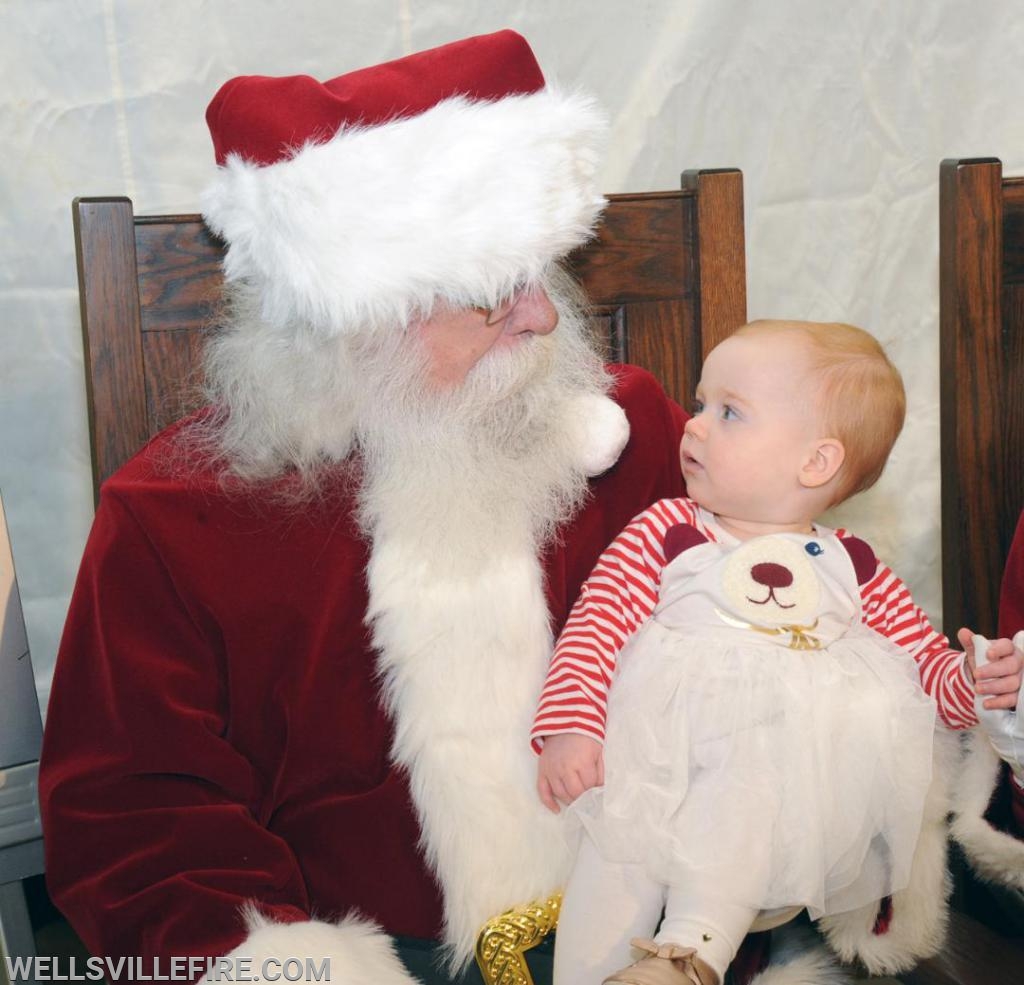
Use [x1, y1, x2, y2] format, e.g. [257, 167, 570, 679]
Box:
[531, 498, 702, 749]
[857, 557, 977, 730]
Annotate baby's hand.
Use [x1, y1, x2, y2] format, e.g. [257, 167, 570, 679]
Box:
[537, 733, 604, 814]
[958, 627, 1024, 710]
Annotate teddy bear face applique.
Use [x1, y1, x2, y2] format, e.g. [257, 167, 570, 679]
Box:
[717, 536, 823, 649]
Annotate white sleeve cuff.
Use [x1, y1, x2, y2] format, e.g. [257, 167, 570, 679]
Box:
[200, 909, 418, 985]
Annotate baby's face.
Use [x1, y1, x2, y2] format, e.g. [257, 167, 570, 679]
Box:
[681, 332, 823, 525]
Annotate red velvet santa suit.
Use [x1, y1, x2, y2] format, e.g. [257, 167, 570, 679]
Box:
[1003, 514, 1024, 835]
[997, 514, 1024, 836]
[39, 364, 686, 972]
[954, 514, 1024, 843]
[945, 512, 1024, 886]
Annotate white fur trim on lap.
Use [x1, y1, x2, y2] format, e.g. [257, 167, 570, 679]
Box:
[950, 729, 1024, 890]
[200, 910, 417, 985]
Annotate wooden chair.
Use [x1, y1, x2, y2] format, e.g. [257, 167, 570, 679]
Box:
[73, 169, 746, 506]
[930, 156, 1024, 984]
[72, 168, 747, 985]
[939, 157, 1024, 639]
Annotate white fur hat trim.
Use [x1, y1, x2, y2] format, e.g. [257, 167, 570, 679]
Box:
[201, 89, 607, 337]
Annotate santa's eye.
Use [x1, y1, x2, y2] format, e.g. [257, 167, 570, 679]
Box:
[805, 542, 824, 557]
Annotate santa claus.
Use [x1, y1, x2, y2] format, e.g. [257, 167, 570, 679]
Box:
[40, 28, 1022, 985]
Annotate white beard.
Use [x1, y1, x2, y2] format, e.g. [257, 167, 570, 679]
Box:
[355, 294, 610, 964]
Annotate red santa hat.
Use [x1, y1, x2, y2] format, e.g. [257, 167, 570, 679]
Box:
[200, 30, 608, 337]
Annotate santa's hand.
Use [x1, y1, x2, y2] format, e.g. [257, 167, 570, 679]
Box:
[968, 630, 1024, 779]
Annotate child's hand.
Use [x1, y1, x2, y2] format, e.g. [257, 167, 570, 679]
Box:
[537, 733, 604, 814]
[958, 627, 1024, 710]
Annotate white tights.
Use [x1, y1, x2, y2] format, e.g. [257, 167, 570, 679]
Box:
[553, 834, 759, 985]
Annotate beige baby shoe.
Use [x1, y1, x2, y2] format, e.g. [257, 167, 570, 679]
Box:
[602, 939, 719, 985]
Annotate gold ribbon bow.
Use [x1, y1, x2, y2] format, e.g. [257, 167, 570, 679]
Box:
[714, 609, 822, 650]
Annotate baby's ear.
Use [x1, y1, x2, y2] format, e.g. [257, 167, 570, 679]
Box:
[800, 438, 845, 489]
[664, 523, 708, 563]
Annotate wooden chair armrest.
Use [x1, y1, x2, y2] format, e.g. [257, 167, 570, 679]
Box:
[475, 893, 562, 985]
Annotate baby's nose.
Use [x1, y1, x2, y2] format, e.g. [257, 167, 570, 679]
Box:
[750, 562, 793, 589]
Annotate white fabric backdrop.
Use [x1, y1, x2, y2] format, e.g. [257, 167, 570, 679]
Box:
[2, 0, 1023, 713]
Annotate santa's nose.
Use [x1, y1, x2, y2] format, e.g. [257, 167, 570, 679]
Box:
[750, 562, 793, 589]
[505, 286, 558, 336]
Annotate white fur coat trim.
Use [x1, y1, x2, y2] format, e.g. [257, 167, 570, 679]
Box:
[201, 89, 607, 337]
[201, 911, 416, 985]
[367, 537, 572, 966]
[949, 729, 1024, 890]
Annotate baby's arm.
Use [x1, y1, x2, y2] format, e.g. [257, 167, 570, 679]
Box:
[532, 502, 690, 743]
[537, 733, 604, 814]
[532, 499, 701, 809]
[848, 536, 975, 727]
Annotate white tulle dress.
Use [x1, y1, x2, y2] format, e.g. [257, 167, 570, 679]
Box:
[569, 515, 938, 919]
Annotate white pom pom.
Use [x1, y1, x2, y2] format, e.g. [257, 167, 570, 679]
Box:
[565, 393, 630, 477]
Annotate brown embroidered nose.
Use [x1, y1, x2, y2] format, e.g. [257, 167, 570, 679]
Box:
[750, 562, 793, 588]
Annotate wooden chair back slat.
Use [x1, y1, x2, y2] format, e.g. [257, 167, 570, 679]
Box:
[72, 198, 151, 497]
[940, 158, 1024, 636]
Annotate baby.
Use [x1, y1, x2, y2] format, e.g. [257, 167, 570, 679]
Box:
[533, 320, 1023, 985]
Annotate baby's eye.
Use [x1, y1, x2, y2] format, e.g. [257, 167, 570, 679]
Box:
[721, 404, 739, 421]
[692, 399, 705, 415]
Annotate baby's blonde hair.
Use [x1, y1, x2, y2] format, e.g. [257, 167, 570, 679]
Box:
[733, 320, 906, 505]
